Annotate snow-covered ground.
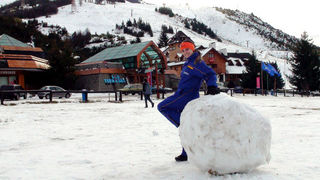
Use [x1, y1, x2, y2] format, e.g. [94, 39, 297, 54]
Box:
[1, 93, 319, 179]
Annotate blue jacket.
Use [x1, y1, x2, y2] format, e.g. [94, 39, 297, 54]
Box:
[143, 82, 152, 95]
[178, 52, 217, 92]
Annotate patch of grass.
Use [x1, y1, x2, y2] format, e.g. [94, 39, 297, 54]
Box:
[24, 101, 59, 104]
[3, 103, 17, 106]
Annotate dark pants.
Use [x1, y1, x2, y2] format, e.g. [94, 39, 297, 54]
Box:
[157, 89, 199, 157]
[144, 94, 153, 107]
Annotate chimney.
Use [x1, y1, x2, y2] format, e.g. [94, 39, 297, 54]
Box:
[209, 42, 216, 49]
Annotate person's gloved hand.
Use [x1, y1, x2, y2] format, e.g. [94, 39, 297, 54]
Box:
[206, 86, 220, 95]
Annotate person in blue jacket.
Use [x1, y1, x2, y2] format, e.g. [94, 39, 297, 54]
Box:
[143, 78, 154, 108]
[158, 39, 220, 162]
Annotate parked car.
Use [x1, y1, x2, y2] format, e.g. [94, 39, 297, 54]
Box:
[151, 86, 173, 93]
[217, 82, 229, 93]
[234, 86, 243, 93]
[0, 84, 27, 100]
[38, 86, 71, 99]
[118, 83, 143, 95]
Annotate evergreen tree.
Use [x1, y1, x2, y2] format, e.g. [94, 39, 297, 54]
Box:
[161, 25, 168, 33]
[184, 20, 190, 29]
[168, 26, 174, 34]
[126, 19, 132, 27]
[157, 30, 168, 48]
[289, 32, 320, 91]
[136, 36, 141, 43]
[133, 18, 137, 27]
[241, 52, 260, 89]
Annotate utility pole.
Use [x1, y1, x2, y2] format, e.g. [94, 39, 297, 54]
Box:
[71, 0, 76, 13]
[21, 0, 25, 7]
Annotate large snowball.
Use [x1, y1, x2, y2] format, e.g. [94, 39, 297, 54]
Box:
[179, 93, 271, 174]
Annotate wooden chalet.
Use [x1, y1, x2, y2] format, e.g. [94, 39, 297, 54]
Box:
[167, 31, 191, 62]
[225, 52, 251, 85]
[0, 34, 50, 89]
[200, 44, 227, 82]
[167, 44, 228, 83]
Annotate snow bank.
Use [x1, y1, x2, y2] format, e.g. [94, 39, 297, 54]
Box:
[179, 93, 271, 174]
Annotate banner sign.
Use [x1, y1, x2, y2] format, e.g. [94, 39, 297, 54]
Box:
[256, 77, 260, 88]
[147, 67, 152, 86]
[104, 74, 126, 84]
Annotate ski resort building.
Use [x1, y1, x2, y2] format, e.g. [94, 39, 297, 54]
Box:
[75, 41, 167, 91]
[0, 34, 50, 89]
[225, 52, 252, 86]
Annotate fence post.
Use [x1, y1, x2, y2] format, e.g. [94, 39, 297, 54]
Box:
[119, 91, 122, 102]
[140, 92, 143, 100]
[162, 91, 165, 99]
[115, 92, 118, 101]
[0, 92, 4, 105]
[49, 90, 53, 102]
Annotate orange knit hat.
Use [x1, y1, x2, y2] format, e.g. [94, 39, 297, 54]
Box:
[180, 41, 195, 51]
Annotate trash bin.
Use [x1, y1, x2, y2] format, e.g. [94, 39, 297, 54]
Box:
[82, 89, 88, 102]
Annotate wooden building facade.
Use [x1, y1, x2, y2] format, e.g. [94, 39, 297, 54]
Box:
[75, 41, 167, 91]
[0, 34, 50, 89]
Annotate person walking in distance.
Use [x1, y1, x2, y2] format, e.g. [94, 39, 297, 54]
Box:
[157, 39, 220, 162]
[143, 78, 154, 108]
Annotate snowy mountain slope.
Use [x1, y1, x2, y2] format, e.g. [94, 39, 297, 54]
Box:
[36, 1, 290, 53]
[35, 1, 292, 87]
[0, 0, 17, 6]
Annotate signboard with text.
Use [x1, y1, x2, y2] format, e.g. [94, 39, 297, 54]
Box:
[104, 74, 126, 84]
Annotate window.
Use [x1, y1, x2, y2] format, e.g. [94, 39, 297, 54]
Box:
[219, 75, 224, 82]
[208, 53, 214, 58]
[8, 76, 16, 84]
[0, 77, 8, 86]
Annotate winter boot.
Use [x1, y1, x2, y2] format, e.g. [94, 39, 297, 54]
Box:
[175, 154, 187, 162]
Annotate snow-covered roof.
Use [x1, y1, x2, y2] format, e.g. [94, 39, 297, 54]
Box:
[160, 47, 168, 52]
[226, 65, 246, 74]
[167, 61, 185, 67]
[200, 48, 213, 57]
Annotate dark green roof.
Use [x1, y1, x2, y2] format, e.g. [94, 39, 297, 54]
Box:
[82, 41, 151, 64]
[0, 34, 30, 47]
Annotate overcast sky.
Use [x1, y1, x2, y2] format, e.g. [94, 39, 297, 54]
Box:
[145, 0, 320, 46]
